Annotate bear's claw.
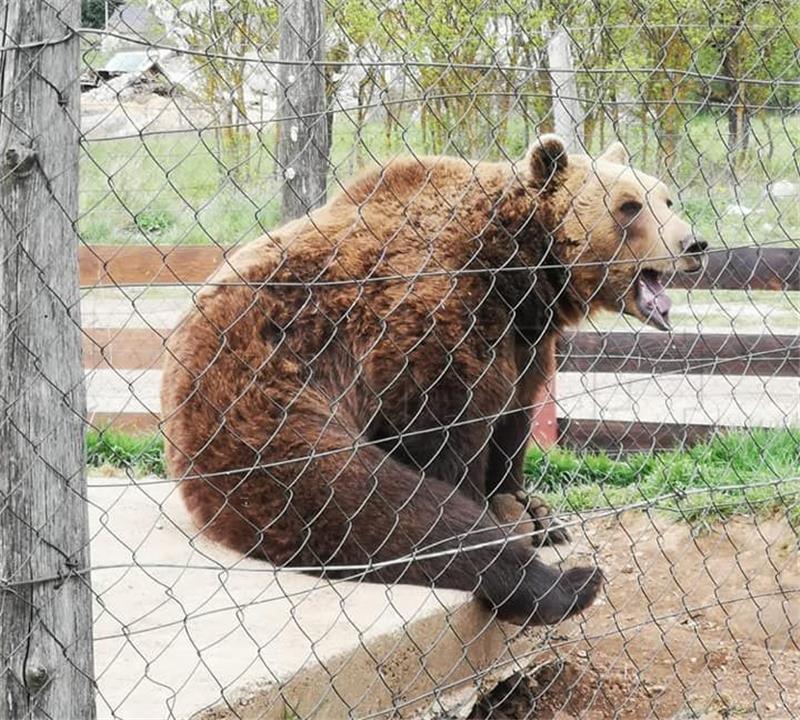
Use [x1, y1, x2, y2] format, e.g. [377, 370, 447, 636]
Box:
[490, 491, 571, 547]
[533, 565, 604, 625]
[519, 491, 572, 545]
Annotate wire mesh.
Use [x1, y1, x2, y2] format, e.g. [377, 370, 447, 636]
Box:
[2, 0, 799, 717]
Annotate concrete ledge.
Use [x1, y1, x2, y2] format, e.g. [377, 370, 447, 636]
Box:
[197, 598, 539, 720]
[89, 475, 541, 719]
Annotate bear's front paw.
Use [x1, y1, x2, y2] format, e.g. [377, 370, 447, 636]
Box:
[490, 491, 571, 548]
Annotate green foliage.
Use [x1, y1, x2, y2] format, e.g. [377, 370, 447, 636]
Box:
[78, 2, 800, 247]
[134, 208, 172, 236]
[527, 428, 800, 522]
[86, 428, 165, 476]
[324, 0, 800, 166]
[150, 0, 279, 179]
[81, 0, 123, 29]
[85, 1, 799, 180]
[80, 136, 282, 246]
[79, 113, 800, 248]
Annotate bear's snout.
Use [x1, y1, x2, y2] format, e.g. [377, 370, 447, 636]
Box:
[679, 235, 708, 273]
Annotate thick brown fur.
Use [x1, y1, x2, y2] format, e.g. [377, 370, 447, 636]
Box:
[161, 136, 701, 626]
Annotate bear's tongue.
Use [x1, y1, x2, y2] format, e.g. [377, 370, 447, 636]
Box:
[638, 270, 672, 330]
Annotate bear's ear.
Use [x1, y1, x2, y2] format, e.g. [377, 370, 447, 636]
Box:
[526, 134, 568, 189]
[599, 141, 629, 165]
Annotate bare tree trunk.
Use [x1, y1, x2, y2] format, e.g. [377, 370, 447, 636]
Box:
[609, 84, 620, 140]
[355, 72, 376, 168]
[521, 59, 532, 148]
[720, 23, 750, 170]
[324, 42, 347, 168]
[640, 111, 649, 166]
[0, 2, 95, 719]
[727, 80, 750, 156]
[546, 26, 583, 152]
[381, 70, 393, 153]
[762, 113, 775, 166]
[659, 83, 679, 172]
[277, 0, 329, 221]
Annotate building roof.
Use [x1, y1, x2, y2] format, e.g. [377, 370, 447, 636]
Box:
[100, 50, 159, 75]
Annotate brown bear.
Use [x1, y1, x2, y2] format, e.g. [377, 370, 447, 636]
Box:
[161, 135, 706, 626]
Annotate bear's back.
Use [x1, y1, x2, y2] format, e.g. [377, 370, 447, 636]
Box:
[162, 154, 521, 474]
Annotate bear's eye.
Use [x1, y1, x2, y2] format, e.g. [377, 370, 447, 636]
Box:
[620, 200, 642, 216]
[666, 199, 674, 208]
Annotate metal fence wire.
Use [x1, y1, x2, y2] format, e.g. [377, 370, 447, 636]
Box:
[1, 0, 799, 718]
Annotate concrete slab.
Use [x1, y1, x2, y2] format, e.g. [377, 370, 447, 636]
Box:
[89, 475, 541, 719]
[81, 287, 193, 330]
[78, 286, 800, 335]
[84, 367, 800, 429]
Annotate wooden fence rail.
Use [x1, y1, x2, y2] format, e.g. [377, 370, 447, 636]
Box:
[557, 331, 800, 377]
[80, 245, 800, 291]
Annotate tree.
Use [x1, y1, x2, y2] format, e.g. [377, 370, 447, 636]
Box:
[81, 0, 122, 28]
[276, 0, 329, 219]
[147, 0, 279, 181]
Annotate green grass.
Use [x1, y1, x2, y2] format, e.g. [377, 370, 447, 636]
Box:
[79, 135, 284, 247]
[87, 428, 164, 476]
[527, 427, 800, 523]
[86, 427, 800, 523]
[79, 112, 800, 249]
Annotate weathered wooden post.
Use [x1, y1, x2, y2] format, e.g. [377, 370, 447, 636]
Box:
[0, 2, 95, 718]
[277, 0, 330, 221]
[547, 25, 583, 152]
[536, 22, 581, 445]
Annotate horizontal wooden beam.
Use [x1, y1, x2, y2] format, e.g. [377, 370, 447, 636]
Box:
[557, 418, 741, 452]
[79, 245, 800, 291]
[557, 331, 799, 377]
[84, 326, 800, 378]
[79, 245, 224, 287]
[83, 327, 168, 370]
[671, 246, 799, 292]
[86, 412, 159, 433]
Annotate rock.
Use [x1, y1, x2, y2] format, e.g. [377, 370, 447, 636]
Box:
[768, 181, 799, 199]
[724, 203, 763, 217]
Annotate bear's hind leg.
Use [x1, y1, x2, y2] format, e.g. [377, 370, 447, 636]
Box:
[180, 410, 603, 626]
[238, 424, 601, 625]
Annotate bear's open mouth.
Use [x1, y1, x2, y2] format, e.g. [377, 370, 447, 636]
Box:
[636, 268, 672, 331]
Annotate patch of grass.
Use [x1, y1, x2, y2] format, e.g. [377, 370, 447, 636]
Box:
[526, 427, 800, 522]
[86, 428, 164, 476]
[133, 208, 173, 236]
[79, 112, 800, 249]
[79, 135, 283, 247]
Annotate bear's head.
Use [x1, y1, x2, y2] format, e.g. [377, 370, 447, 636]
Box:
[523, 135, 708, 331]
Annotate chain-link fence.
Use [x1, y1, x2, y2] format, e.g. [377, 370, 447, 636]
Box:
[2, 0, 799, 717]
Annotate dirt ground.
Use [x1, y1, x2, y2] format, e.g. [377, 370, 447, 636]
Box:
[471, 512, 800, 719]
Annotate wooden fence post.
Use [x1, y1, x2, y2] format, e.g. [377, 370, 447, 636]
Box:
[547, 26, 583, 152]
[0, 2, 95, 718]
[531, 376, 558, 449]
[277, 0, 330, 221]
